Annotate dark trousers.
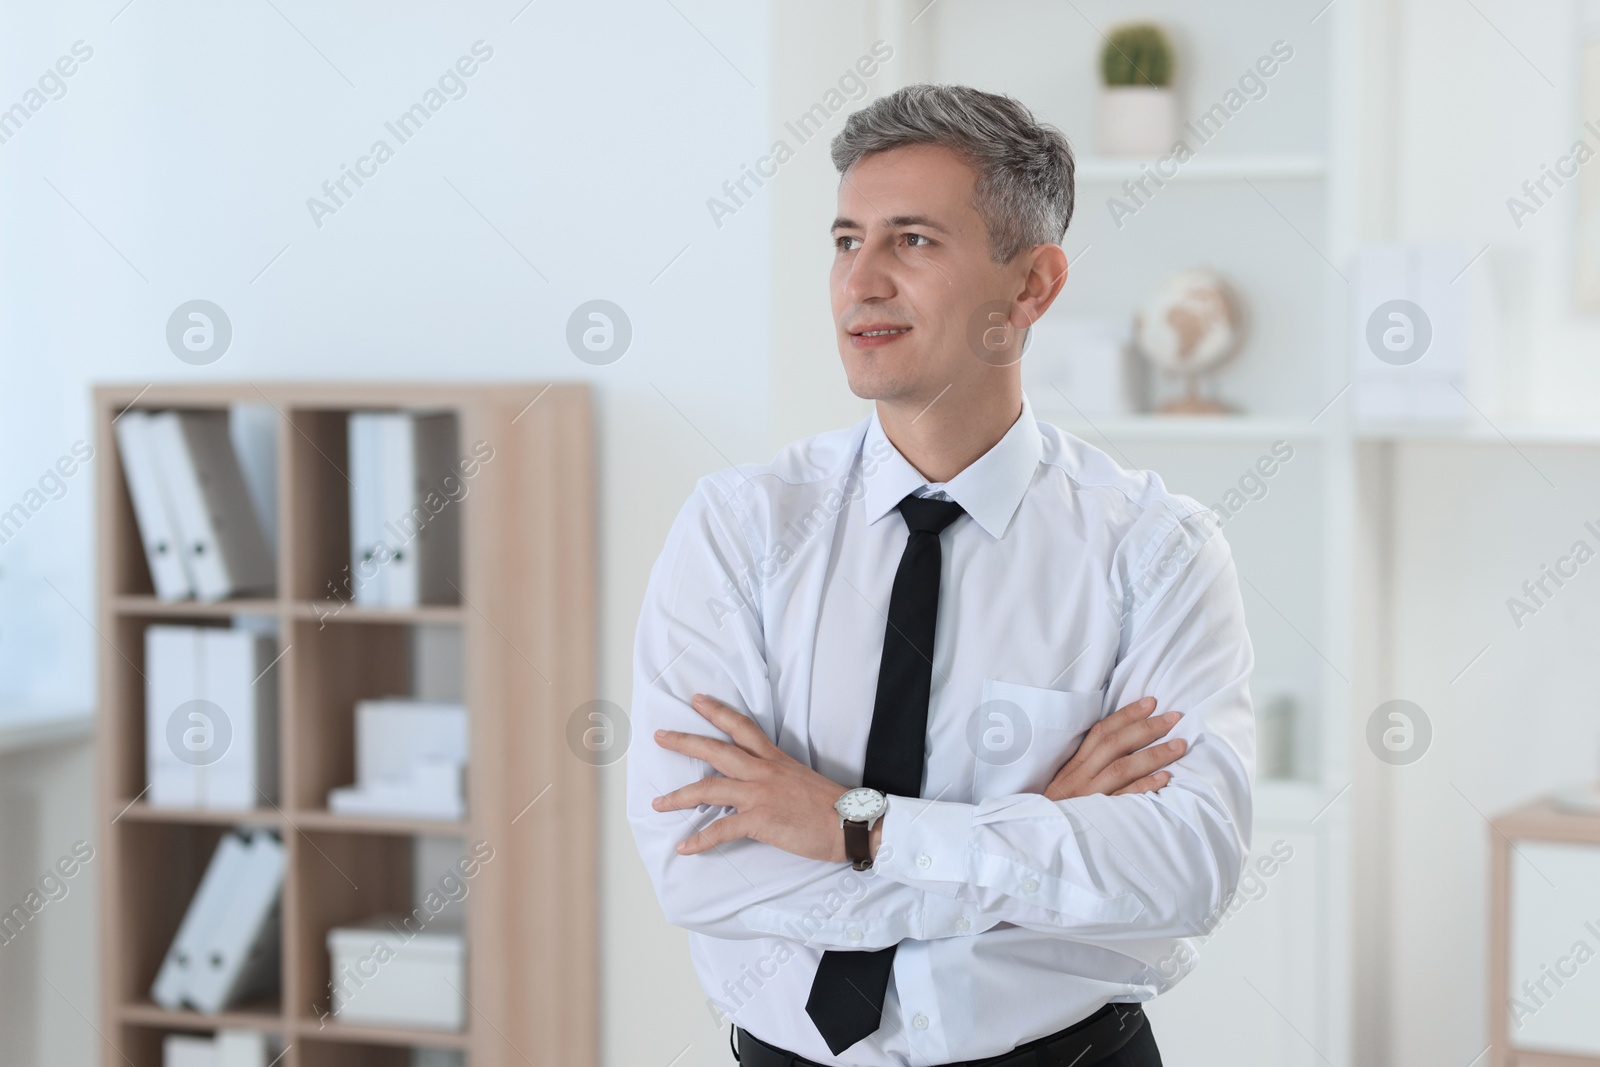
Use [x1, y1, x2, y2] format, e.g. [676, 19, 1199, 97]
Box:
[731, 1011, 1164, 1066]
[1096, 1012, 1164, 1067]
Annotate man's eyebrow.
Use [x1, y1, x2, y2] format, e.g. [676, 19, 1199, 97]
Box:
[829, 214, 950, 234]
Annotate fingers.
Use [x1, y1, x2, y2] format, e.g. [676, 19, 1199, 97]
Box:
[689, 693, 782, 757]
[1107, 696, 1159, 727]
[652, 775, 746, 813]
[1098, 737, 1186, 793]
[1105, 706, 1181, 752]
[653, 727, 764, 779]
[1075, 699, 1179, 780]
[1112, 771, 1171, 796]
[676, 811, 751, 854]
[1081, 698, 1158, 755]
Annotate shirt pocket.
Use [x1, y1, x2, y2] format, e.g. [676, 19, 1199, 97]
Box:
[969, 679, 1106, 801]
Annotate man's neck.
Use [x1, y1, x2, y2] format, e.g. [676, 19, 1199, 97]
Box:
[875, 383, 1023, 485]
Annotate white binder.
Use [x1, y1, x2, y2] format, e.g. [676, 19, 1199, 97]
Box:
[347, 412, 460, 607]
[347, 412, 389, 606]
[379, 413, 420, 605]
[146, 625, 202, 808]
[114, 410, 194, 600]
[150, 830, 251, 1011]
[147, 411, 275, 601]
[200, 629, 279, 810]
[147, 626, 278, 809]
[188, 830, 284, 1014]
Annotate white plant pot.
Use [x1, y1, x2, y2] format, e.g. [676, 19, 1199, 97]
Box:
[1096, 86, 1177, 159]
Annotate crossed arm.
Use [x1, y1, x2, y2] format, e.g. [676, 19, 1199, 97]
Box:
[625, 481, 1256, 953]
[650, 691, 1189, 864]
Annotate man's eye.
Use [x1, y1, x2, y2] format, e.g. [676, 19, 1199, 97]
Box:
[835, 235, 860, 251]
[905, 233, 931, 247]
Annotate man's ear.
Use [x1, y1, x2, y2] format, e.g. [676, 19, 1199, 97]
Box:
[1017, 243, 1069, 327]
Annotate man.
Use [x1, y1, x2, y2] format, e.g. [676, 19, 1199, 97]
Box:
[628, 84, 1255, 1067]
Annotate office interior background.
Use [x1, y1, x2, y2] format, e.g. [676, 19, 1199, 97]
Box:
[3, 0, 1600, 1064]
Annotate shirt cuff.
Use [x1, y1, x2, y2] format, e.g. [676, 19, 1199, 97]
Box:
[876, 795, 974, 890]
[879, 794, 1146, 925]
[732, 874, 979, 946]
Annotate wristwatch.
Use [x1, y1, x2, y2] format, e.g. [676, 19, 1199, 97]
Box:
[834, 787, 888, 870]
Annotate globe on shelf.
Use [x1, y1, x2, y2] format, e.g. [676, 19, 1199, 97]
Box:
[1133, 267, 1245, 414]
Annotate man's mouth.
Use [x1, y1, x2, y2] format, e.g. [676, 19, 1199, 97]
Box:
[851, 323, 915, 343]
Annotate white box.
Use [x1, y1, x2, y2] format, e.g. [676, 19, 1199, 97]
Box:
[216, 1029, 274, 1067]
[1508, 841, 1600, 1056]
[354, 700, 466, 785]
[327, 918, 464, 1030]
[327, 700, 467, 820]
[1021, 314, 1138, 416]
[327, 771, 464, 820]
[162, 1034, 216, 1067]
[1352, 243, 1499, 423]
[161, 1029, 277, 1067]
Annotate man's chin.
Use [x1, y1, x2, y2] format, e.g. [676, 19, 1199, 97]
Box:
[840, 354, 919, 403]
[844, 383, 932, 408]
[840, 369, 900, 403]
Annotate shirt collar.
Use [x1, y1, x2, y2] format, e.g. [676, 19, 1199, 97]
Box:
[861, 390, 1043, 540]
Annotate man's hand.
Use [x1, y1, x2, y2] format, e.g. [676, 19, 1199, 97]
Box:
[1043, 696, 1185, 801]
[651, 692, 1185, 862]
[651, 693, 856, 863]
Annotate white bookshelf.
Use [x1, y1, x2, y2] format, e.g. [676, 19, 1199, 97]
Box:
[921, 2, 1357, 1063]
[763, 3, 1600, 1062]
[1354, 420, 1600, 444]
[1033, 410, 1333, 444]
[1074, 153, 1328, 184]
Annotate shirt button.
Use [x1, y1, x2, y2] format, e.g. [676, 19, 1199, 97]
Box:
[913, 1013, 929, 1030]
[955, 917, 970, 933]
[916, 853, 932, 870]
[846, 928, 863, 941]
[1021, 879, 1039, 893]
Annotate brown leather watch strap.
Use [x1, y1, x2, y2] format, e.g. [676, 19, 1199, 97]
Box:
[843, 819, 873, 870]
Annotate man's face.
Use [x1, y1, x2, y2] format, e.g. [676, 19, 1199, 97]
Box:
[830, 143, 1027, 404]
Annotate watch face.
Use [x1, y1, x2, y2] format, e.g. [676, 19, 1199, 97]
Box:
[836, 787, 886, 822]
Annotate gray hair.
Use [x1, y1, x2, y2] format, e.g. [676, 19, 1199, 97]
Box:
[830, 83, 1075, 265]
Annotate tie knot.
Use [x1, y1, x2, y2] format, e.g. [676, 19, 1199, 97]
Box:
[897, 493, 965, 535]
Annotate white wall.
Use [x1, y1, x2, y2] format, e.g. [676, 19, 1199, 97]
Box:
[8, 1, 1600, 1066]
[1368, 1, 1600, 1063]
[0, 738, 97, 1067]
[0, 2, 769, 1065]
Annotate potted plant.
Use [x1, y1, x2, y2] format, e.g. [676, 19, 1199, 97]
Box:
[1096, 22, 1177, 158]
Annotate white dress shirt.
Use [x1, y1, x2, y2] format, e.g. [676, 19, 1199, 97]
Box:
[627, 390, 1255, 1066]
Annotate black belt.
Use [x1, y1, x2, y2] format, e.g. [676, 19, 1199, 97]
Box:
[732, 1002, 1145, 1067]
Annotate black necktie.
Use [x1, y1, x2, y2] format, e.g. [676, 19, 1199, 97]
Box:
[804, 492, 966, 1056]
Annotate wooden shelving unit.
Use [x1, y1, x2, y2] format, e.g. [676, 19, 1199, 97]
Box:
[1488, 800, 1600, 1067]
[93, 382, 598, 1067]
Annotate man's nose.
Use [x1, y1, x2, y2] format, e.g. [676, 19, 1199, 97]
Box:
[842, 239, 898, 304]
